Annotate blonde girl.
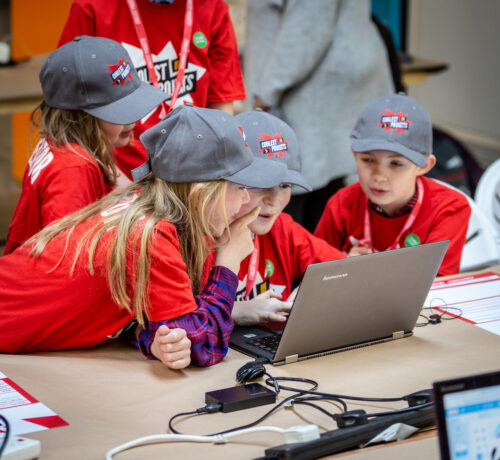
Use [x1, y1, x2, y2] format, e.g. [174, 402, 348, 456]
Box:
[0, 106, 287, 368]
[4, 36, 167, 254]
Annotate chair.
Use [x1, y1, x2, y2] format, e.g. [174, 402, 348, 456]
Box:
[433, 179, 500, 272]
[475, 158, 500, 242]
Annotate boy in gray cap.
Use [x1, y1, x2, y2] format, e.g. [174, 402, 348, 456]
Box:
[205, 109, 345, 327]
[315, 93, 470, 276]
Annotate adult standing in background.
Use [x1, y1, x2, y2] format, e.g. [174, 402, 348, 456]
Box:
[244, 0, 394, 231]
[59, 0, 246, 179]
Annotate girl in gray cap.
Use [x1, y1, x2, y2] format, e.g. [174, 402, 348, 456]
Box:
[4, 36, 168, 255]
[0, 105, 287, 369]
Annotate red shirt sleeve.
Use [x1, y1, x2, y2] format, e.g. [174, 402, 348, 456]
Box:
[58, 1, 96, 46]
[282, 214, 346, 280]
[314, 190, 349, 251]
[206, 0, 246, 103]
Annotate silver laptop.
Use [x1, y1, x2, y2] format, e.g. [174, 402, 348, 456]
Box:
[229, 240, 449, 365]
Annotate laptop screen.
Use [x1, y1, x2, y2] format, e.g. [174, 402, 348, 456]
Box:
[434, 371, 500, 460]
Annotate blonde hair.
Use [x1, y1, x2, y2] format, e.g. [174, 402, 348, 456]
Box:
[31, 101, 117, 186]
[27, 175, 227, 326]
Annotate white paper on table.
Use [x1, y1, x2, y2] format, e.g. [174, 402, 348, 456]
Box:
[0, 371, 68, 435]
[423, 272, 500, 335]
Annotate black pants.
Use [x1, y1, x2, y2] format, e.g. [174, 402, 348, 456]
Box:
[284, 177, 346, 233]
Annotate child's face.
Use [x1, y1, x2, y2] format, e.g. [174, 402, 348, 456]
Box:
[98, 120, 136, 148]
[234, 184, 292, 235]
[354, 150, 435, 216]
[208, 182, 250, 238]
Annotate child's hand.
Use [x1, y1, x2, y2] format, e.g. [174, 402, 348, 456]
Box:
[232, 290, 292, 325]
[215, 206, 260, 274]
[348, 246, 373, 257]
[151, 325, 191, 369]
[286, 287, 299, 303]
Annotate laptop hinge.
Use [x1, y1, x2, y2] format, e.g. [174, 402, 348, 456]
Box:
[392, 330, 405, 340]
[285, 354, 299, 364]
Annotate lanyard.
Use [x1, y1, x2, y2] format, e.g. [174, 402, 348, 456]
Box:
[245, 235, 260, 300]
[360, 177, 424, 252]
[126, 0, 193, 117]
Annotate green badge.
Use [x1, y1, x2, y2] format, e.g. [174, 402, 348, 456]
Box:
[404, 233, 421, 247]
[192, 32, 207, 48]
[265, 259, 274, 277]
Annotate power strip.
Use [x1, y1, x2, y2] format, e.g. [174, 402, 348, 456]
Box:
[0, 434, 40, 460]
[263, 405, 435, 460]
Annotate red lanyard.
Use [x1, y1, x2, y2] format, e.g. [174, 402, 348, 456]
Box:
[245, 235, 260, 300]
[360, 177, 424, 251]
[126, 0, 193, 117]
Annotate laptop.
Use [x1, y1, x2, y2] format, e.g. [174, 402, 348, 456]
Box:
[433, 370, 500, 460]
[229, 240, 449, 365]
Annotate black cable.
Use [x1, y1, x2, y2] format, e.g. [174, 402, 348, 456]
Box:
[366, 401, 433, 418]
[0, 414, 10, 457]
[265, 377, 407, 403]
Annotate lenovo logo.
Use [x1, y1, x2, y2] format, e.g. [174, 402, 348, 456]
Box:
[322, 273, 348, 281]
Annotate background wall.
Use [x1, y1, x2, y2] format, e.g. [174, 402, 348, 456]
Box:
[407, 0, 500, 168]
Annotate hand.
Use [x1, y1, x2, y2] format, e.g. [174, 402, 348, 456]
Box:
[286, 287, 299, 303]
[253, 97, 270, 112]
[348, 245, 373, 257]
[150, 325, 191, 369]
[215, 207, 260, 274]
[232, 290, 292, 326]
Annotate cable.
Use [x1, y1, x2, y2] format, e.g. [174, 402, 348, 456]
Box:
[105, 424, 320, 459]
[416, 298, 463, 327]
[0, 414, 10, 457]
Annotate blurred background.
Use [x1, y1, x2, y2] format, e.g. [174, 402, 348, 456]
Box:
[0, 0, 499, 251]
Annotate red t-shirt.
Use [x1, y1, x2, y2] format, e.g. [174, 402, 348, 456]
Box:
[314, 177, 471, 276]
[205, 213, 346, 302]
[4, 138, 110, 255]
[58, 0, 246, 177]
[0, 205, 198, 353]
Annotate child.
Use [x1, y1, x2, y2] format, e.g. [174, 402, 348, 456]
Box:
[4, 36, 168, 255]
[206, 109, 346, 326]
[315, 93, 471, 276]
[0, 105, 287, 368]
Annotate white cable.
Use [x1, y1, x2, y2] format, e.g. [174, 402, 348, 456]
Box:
[105, 424, 319, 459]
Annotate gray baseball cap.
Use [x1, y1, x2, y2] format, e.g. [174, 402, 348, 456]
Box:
[350, 93, 432, 167]
[134, 105, 287, 188]
[39, 36, 168, 124]
[235, 109, 311, 191]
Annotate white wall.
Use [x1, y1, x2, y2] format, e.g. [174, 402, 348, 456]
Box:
[408, 0, 500, 163]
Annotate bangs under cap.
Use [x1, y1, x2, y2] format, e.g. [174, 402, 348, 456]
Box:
[39, 36, 168, 124]
[235, 109, 311, 191]
[350, 93, 432, 167]
[134, 105, 287, 188]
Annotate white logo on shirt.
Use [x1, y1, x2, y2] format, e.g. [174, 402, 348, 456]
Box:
[28, 139, 54, 184]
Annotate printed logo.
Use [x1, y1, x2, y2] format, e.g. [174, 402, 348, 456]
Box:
[378, 109, 412, 134]
[238, 126, 249, 148]
[28, 139, 54, 184]
[107, 58, 133, 86]
[192, 32, 208, 48]
[257, 133, 289, 159]
[122, 41, 206, 120]
[404, 233, 421, 247]
[265, 259, 275, 277]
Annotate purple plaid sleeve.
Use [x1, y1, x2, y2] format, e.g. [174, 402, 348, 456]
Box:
[132, 266, 238, 367]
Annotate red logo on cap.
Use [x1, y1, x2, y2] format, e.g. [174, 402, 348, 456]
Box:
[378, 109, 411, 135]
[107, 59, 133, 86]
[257, 133, 289, 159]
[237, 126, 249, 148]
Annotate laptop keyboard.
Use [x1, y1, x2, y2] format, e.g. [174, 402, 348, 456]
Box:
[247, 335, 281, 353]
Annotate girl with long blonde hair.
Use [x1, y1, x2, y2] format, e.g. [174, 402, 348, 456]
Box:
[4, 36, 167, 254]
[0, 106, 287, 368]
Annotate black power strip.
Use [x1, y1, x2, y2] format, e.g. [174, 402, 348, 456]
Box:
[261, 405, 435, 460]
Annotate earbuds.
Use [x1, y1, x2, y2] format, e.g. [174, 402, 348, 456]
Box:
[236, 359, 267, 384]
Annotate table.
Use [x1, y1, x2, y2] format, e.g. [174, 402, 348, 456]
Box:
[1, 269, 499, 460]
